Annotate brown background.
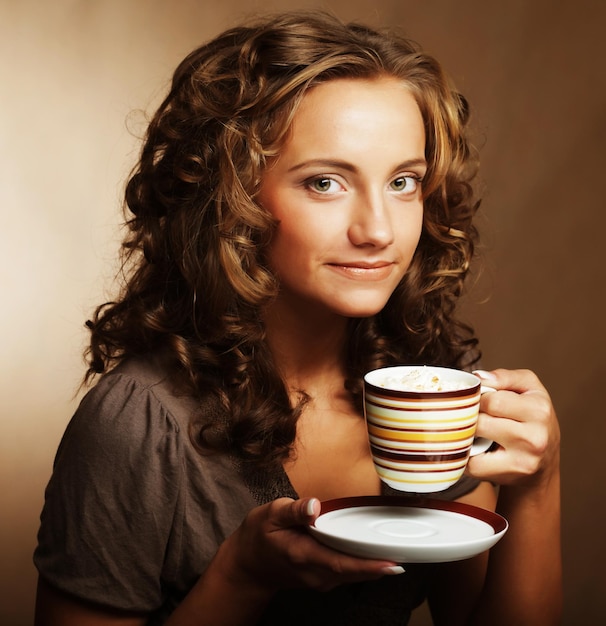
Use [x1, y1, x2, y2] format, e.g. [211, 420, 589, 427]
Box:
[1, 1, 604, 624]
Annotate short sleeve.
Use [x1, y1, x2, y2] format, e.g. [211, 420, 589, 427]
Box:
[34, 372, 183, 611]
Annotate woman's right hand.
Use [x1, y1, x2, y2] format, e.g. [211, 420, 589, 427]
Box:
[166, 497, 404, 626]
[217, 497, 404, 594]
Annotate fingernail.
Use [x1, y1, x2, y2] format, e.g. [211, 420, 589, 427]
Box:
[306, 498, 319, 517]
[473, 369, 497, 381]
[381, 565, 405, 575]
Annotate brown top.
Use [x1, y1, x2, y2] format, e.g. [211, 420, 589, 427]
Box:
[34, 354, 479, 625]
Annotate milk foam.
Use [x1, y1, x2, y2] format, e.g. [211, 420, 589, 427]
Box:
[379, 367, 467, 392]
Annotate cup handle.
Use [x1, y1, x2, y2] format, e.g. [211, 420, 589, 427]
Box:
[470, 386, 497, 456]
[470, 437, 493, 455]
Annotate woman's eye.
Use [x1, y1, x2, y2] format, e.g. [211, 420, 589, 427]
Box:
[390, 176, 420, 194]
[308, 177, 339, 193]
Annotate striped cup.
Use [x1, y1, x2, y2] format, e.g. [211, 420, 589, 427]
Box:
[364, 365, 492, 493]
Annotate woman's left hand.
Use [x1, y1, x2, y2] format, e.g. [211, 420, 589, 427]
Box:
[467, 368, 560, 488]
[450, 368, 562, 626]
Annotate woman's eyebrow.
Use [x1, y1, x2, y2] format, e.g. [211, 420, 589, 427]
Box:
[287, 157, 428, 174]
[287, 159, 357, 174]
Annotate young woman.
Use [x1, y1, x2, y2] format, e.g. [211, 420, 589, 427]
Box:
[34, 12, 561, 625]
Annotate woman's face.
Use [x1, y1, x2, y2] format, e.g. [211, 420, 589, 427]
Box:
[258, 76, 426, 320]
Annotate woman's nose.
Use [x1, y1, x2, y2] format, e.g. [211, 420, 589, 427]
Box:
[347, 192, 394, 248]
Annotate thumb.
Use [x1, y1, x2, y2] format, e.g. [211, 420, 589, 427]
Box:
[269, 497, 321, 530]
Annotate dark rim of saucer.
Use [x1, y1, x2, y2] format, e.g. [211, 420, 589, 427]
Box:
[315, 495, 508, 534]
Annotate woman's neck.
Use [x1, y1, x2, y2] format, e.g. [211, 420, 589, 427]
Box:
[262, 299, 349, 394]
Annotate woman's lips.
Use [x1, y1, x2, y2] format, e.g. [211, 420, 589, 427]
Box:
[327, 262, 395, 281]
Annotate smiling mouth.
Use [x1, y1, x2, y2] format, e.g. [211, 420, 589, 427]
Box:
[328, 262, 395, 280]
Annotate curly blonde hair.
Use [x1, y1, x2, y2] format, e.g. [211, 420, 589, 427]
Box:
[86, 11, 481, 469]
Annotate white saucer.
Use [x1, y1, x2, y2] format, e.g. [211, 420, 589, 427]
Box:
[308, 496, 507, 563]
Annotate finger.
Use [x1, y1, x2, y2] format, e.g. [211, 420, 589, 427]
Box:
[479, 388, 554, 430]
[475, 372, 552, 428]
[474, 410, 530, 452]
[474, 368, 546, 395]
[478, 390, 528, 422]
[299, 536, 403, 572]
[267, 497, 321, 531]
[465, 445, 511, 480]
[293, 537, 405, 584]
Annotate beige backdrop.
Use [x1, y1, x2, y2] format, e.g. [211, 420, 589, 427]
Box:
[2, 1, 604, 624]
